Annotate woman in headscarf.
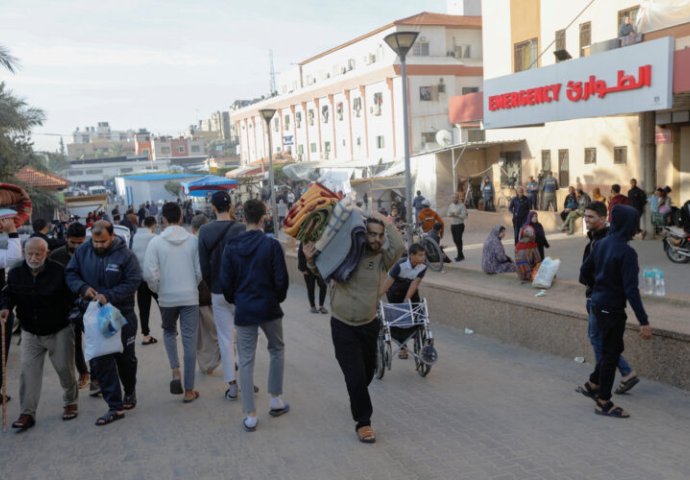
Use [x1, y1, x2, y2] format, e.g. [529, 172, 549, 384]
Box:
[515, 217, 542, 281]
[481, 225, 516, 274]
[525, 211, 549, 260]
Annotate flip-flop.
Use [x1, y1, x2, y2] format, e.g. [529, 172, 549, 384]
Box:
[95, 410, 125, 426]
[269, 403, 290, 417]
[183, 390, 200, 403]
[614, 376, 640, 395]
[142, 337, 158, 345]
[357, 425, 376, 444]
[170, 379, 183, 395]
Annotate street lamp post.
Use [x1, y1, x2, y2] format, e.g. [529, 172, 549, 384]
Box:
[259, 108, 279, 235]
[384, 31, 418, 244]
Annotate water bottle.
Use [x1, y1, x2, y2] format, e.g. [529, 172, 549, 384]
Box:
[654, 269, 666, 296]
[642, 268, 655, 295]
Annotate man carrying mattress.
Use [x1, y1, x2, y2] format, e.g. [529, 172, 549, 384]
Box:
[303, 210, 404, 444]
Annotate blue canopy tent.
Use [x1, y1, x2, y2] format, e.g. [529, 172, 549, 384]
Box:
[183, 175, 238, 197]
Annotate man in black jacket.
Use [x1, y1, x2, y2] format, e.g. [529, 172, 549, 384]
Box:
[579, 205, 652, 418]
[65, 221, 142, 426]
[0, 237, 78, 431]
[627, 178, 647, 236]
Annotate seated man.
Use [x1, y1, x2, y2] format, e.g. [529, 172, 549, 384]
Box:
[380, 243, 427, 359]
[418, 200, 444, 237]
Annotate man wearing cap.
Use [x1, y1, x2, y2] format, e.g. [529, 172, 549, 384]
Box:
[0, 216, 23, 403]
[198, 191, 246, 400]
[303, 211, 404, 444]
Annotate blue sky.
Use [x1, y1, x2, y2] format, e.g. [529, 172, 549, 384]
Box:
[1, 0, 446, 151]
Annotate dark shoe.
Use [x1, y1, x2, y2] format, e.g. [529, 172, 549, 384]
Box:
[170, 379, 183, 395]
[12, 414, 35, 431]
[62, 404, 79, 421]
[595, 400, 630, 418]
[575, 382, 599, 402]
[142, 336, 158, 345]
[95, 410, 125, 426]
[614, 376, 640, 395]
[122, 394, 137, 410]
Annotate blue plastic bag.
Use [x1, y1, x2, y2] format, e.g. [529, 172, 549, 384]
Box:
[97, 303, 128, 338]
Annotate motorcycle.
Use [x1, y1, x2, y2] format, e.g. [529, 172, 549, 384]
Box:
[662, 226, 690, 264]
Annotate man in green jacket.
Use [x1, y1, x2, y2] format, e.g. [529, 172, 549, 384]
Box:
[304, 211, 404, 444]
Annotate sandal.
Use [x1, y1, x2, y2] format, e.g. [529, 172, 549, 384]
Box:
[357, 425, 376, 444]
[575, 382, 599, 402]
[614, 376, 640, 395]
[62, 404, 79, 421]
[122, 394, 137, 410]
[142, 336, 158, 345]
[595, 400, 630, 418]
[183, 390, 200, 403]
[95, 410, 125, 426]
[12, 414, 35, 431]
[398, 348, 409, 360]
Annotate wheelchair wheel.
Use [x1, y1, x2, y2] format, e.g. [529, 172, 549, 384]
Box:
[414, 331, 434, 378]
[422, 236, 444, 272]
[374, 335, 390, 380]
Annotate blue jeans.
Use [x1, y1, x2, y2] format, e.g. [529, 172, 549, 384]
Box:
[586, 300, 632, 377]
[161, 305, 199, 391]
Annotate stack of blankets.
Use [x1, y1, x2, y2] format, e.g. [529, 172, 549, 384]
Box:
[284, 183, 367, 282]
[0, 183, 32, 228]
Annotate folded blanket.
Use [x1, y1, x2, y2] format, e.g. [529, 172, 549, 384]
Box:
[283, 183, 339, 237]
[296, 205, 333, 242]
[330, 225, 367, 282]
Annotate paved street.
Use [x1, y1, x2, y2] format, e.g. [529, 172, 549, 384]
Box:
[1, 284, 689, 480]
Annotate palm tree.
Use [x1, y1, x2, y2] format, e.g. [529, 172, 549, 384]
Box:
[0, 45, 19, 73]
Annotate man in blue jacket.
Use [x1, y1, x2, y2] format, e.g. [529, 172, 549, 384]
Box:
[220, 200, 289, 432]
[579, 205, 652, 418]
[65, 220, 142, 426]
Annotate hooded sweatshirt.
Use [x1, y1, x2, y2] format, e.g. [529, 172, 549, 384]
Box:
[143, 225, 201, 307]
[220, 229, 288, 326]
[580, 205, 648, 325]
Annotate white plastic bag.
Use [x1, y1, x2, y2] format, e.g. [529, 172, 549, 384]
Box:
[532, 257, 561, 289]
[83, 301, 124, 362]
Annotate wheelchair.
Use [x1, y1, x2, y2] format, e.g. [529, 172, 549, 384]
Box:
[374, 298, 438, 379]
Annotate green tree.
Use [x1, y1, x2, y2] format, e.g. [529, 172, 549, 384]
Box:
[164, 181, 182, 199]
[0, 45, 18, 74]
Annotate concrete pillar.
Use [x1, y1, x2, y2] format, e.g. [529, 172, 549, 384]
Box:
[640, 111, 656, 238]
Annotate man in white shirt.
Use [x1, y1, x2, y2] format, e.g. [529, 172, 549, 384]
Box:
[446, 193, 468, 261]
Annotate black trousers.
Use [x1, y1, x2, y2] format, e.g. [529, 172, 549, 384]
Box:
[305, 272, 327, 308]
[588, 305, 627, 401]
[90, 314, 138, 411]
[136, 282, 158, 337]
[331, 317, 380, 429]
[450, 223, 465, 259]
[74, 324, 88, 375]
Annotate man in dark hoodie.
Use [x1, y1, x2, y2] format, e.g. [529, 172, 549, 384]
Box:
[220, 199, 289, 432]
[65, 220, 142, 426]
[198, 191, 246, 400]
[579, 202, 638, 398]
[579, 205, 652, 418]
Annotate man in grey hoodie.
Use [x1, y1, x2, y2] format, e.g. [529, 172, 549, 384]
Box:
[143, 203, 202, 403]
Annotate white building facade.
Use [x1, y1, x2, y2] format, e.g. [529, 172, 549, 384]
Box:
[231, 11, 483, 175]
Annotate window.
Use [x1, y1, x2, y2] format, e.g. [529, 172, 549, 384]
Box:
[558, 149, 570, 186]
[356, 137, 361, 146]
[420, 86, 439, 101]
[336, 102, 344, 121]
[614, 146, 628, 164]
[373, 92, 383, 115]
[454, 44, 471, 58]
[438, 78, 446, 93]
[310, 143, 317, 153]
[618, 6, 640, 29]
[324, 141, 331, 158]
[178, 146, 185, 153]
[376, 136, 385, 149]
[274, 118, 279, 132]
[295, 112, 302, 128]
[467, 129, 485, 142]
[413, 38, 430, 56]
[191, 145, 200, 153]
[321, 106, 329, 123]
[161, 146, 171, 154]
[120, 168, 133, 173]
[555, 29, 566, 52]
[308, 109, 314, 126]
[85, 169, 103, 175]
[284, 115, 290, 130]
[514, 38, 538, 72]
[500, 151, 522, 187]
[462, 87, 479, 95]
[580, 22, 591, 57]
[142, 149, 150, 156]
[352, 97, 362, 117]
[541, 150, 551, 173]
[584, 147, 597, 164]
[421, 132, 436, 144]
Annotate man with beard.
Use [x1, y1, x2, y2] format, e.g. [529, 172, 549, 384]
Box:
[65, 220, 141, 426]
[303, 211, 404, 444]
[50, 222, 92, 391]
[1, 238, 78, 431]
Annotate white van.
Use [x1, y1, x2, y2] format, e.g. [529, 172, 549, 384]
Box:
[88, 185, 107, 195]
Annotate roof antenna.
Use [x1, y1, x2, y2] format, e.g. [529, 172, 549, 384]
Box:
[269, 49, 277, 97]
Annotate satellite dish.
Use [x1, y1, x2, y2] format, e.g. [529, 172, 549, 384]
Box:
[435, 129, 453, 146]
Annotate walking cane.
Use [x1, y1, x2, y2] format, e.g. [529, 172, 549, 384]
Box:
[1, 318, 7, 432]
